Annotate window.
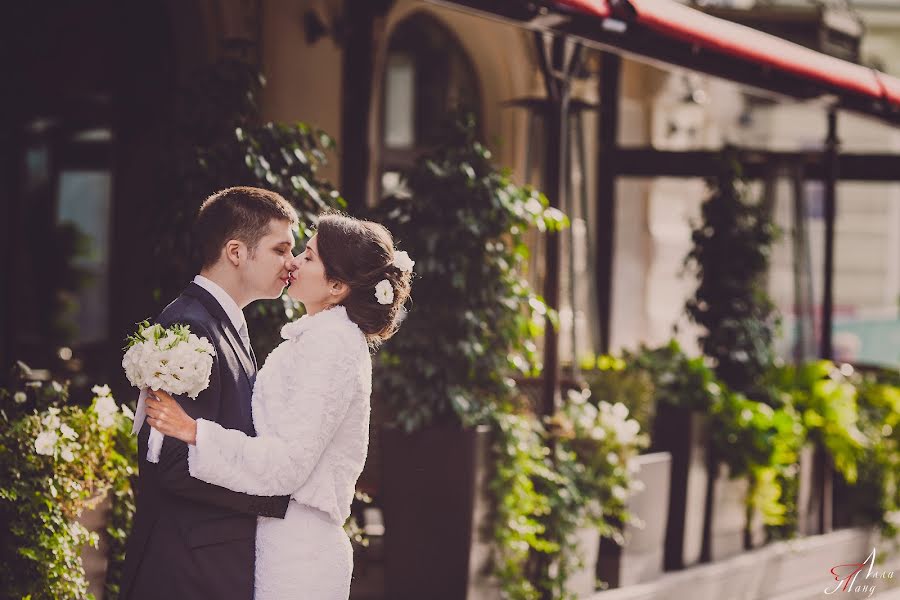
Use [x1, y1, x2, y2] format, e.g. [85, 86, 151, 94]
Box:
[380, 13, 481, 197]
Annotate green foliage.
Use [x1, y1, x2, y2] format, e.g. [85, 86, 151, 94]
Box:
[153, 57, 344, 359]
[370, 116, 576, 598]
[372, 115, 567, 431]
[768, 361, 864, 484]
[490, 413, 556, 600]
[624, 340, 720, 412]
[840, 369, 900, 536]
[580, 354, 656, 437]
[684, 150, 780, 400]
[490, 389, 648, 599]
[630, 341, 800, 528]
[0, 379, 136, 600]
[125, 320, 193, 349]
[708, 387, 804, 527]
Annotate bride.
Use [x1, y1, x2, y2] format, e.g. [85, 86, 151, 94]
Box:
[145, 212, 413, 599]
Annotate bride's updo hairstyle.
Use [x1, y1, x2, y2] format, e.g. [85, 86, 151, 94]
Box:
[315, 212, 413, 346]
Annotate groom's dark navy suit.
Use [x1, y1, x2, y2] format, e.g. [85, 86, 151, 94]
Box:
[120, 283, 290, 600]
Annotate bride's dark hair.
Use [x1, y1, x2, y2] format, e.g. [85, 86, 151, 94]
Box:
[314, 212, 412, 346]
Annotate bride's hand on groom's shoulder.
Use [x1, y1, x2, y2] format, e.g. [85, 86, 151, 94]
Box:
[145, 390, 198, 445]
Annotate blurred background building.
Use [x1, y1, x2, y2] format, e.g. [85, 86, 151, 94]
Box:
[4, 0, 898, 394]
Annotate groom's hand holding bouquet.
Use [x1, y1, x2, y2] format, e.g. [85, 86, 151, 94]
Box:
[123, 320, 215, 462]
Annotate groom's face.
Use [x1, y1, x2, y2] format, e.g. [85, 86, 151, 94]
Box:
[240, 219, 296, 301]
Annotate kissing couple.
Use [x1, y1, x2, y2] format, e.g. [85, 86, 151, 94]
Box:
[119, 187, 413, 600]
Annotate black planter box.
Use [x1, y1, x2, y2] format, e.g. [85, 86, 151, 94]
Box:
[652, 404, 708, 570]
[380, 425, 497, 600]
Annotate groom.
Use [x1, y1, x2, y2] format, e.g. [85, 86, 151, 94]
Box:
[120, 187, 299, 600]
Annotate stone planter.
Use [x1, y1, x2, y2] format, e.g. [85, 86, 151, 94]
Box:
[78, 491, 112, 600]
[596, 451, 673, 589]
[701, 461, 765, 562]
[565, 521, 603, 597]
[652, 404, 708, 570]
[380, 425, 497, 600]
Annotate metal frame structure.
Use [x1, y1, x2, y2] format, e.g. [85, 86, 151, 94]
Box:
[426, 0, 900, 416]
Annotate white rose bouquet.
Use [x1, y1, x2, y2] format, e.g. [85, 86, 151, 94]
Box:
[123, 321, 215, 462]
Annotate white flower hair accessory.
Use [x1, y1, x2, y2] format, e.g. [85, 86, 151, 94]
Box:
[393, 250, 415, 273]
[375, 279, 394, 305]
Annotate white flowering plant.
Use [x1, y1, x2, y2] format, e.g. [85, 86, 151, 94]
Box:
[0, 379, 137, 600]
[547, 389, 649, 543]
[123, 321, 215, 399]
[522, 388, 649, 595]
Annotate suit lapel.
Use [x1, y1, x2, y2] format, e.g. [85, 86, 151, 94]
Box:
[182, 282, 257, 386]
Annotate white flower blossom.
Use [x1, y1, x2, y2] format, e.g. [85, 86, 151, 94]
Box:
[51, 381, 63, 393]
[60, 447, 75, 462]
[612, 402, 629, 420]
[121, 404, 135, 420]
[392, 251, 415, 273]
[42, 413, 61, 431]
[60, 424, 78, 441]
[92, 384, 112, 397]
[68, 521, 86, 539]
[34, 430, 58, 456]
[524, 197, 543, 215]
[374, 279, 394, 305]
[13, 392, 26, 404]
[94, 395, 119, 429]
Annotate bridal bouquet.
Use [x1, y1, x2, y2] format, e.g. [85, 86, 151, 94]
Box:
[123, 321, 215, 462]
[123, 321, 216, 398]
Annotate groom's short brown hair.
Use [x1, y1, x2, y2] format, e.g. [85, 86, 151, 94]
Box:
[194, 187, 299, 269]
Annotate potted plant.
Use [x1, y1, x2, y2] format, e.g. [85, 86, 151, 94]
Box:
[372, 115, 566, 599]
[683, 149, 790, 560]
[768, 360, 866, 534]
[626, 341, 717, 570]
[844, 367, 900, 535]
[533, 387, 648, 596]
[0, 374, 136, 600]
[579, 354, 673, 588]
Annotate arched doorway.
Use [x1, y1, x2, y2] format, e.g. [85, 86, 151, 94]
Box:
[378, 12, 482, 198]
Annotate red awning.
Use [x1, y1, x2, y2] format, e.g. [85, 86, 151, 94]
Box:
[623, 0, 882, 99]
[552, 0, 896, 113]
[555, 0, 610, 18]
[878, 73, 900, 107]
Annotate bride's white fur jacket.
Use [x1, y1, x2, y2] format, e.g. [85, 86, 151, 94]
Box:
[188, 305, 372, 526]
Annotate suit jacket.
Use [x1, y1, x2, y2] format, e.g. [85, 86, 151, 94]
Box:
[120, 283, 291, 600]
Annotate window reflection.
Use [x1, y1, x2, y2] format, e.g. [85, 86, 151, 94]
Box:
[56, 171, 111, 344]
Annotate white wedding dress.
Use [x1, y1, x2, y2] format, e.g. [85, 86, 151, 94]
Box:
[187, 305, 372, 599]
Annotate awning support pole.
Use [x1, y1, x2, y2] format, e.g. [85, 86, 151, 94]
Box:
[820, 108, 838, 362]
[535, 32, 582, 420]
[595, 51, 621, 355]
